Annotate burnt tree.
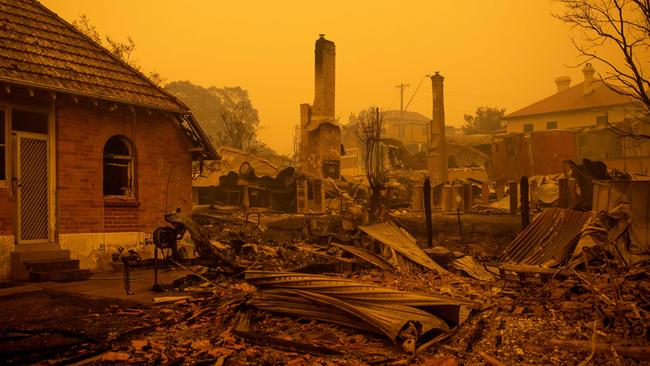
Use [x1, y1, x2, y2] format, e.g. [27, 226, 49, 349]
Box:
[357, 107, 389, 222]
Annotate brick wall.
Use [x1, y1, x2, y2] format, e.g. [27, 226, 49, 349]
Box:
[56, 99, 193, 235]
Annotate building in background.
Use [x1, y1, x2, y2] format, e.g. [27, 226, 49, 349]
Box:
[504, 63, 638, 133]
[493, 63, 648, 180]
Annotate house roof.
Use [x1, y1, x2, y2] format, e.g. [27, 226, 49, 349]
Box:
[383, 110, 429, 123]
[505, 80, 634, 119]
[0, 0, 219, 160]
[0, 0, 187, 112]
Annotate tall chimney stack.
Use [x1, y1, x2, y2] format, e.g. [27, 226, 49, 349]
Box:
[313, 34, 335, 119]
[428, 72, 448, 184]
[582, 63, 596, 95]
[555, 76, 571, 93]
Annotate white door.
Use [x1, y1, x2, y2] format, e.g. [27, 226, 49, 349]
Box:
[15, 132, 50, 243]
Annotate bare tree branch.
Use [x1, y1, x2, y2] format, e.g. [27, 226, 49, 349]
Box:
[555, 0, 650, 139]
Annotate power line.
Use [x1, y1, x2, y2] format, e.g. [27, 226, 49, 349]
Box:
[404, 74, 429, 112]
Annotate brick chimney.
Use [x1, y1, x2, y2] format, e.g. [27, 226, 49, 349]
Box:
[582, 63, 596, 95]
[313, 34, 335, 119]
[555, 76, 571, 93]
[427, 72, 448, 184]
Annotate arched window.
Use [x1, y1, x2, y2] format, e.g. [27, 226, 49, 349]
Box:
[103, 136, 134, 196]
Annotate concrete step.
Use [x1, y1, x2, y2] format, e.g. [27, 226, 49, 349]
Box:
[11, 248, 71, 281]
[23, 259, 80, 272]
[13, 243, 61, 252]
[29, 269, 91, 282]
[12, 249, 70, 262]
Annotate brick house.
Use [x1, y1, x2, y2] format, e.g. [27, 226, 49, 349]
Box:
[0, 0, 217, 279]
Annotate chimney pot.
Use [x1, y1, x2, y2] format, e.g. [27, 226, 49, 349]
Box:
[555, 76, 571, 93]
[582, 63, 596, 95]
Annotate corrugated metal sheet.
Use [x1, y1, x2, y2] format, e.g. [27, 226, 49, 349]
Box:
[535, 181, 559, 205]
[452, 256, 497, 282]
[360, 221, 448, 274]
[331, 242, 395, 271]
[246, 271, 473, 344]
[500, 208, 592, 267]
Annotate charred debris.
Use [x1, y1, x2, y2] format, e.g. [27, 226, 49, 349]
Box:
[3, 156, 648, 365]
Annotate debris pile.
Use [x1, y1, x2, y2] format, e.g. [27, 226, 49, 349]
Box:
[3, 175, 650, 365]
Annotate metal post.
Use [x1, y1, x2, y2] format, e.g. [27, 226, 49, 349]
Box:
[529, 179, 538, 211]
[424, 176, 433, 248]
[520, 176, 530, 229]
[456, 208, 463, 242]
[462, 183, 473, 213]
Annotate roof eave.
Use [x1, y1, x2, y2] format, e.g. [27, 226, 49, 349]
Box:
[184, 113, 220, 161]
[0, 77, 189, 114]
[505, 102, 636, 120]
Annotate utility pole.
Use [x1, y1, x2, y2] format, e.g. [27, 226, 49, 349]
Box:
[395, 83, 410, 119]
[395, 83, 410, 139]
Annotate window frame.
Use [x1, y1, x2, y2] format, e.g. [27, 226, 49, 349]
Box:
[546, 121, 558, 130]
[523, 123, 534, 133]
[103, 135, 135, 198]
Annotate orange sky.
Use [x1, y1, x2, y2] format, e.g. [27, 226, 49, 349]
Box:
[41, 0, 596, 155]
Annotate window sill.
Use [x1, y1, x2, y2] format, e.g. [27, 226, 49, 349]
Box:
[104, 196, 138, 207]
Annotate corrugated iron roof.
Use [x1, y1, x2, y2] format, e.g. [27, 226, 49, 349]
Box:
[0, 0, 187, 112]
[360, 221, 449, 274]
[246, 271, 474, 344]
[500, 208, 592, 267]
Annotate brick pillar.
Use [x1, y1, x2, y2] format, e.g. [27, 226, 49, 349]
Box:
[313, 35, 335, 118]
[427, 72, 448, 185]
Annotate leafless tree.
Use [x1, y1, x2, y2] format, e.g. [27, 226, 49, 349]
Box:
[216, 103, 257, 151]
[556, 0, 650, 139]
[356, 107, 389, 222]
